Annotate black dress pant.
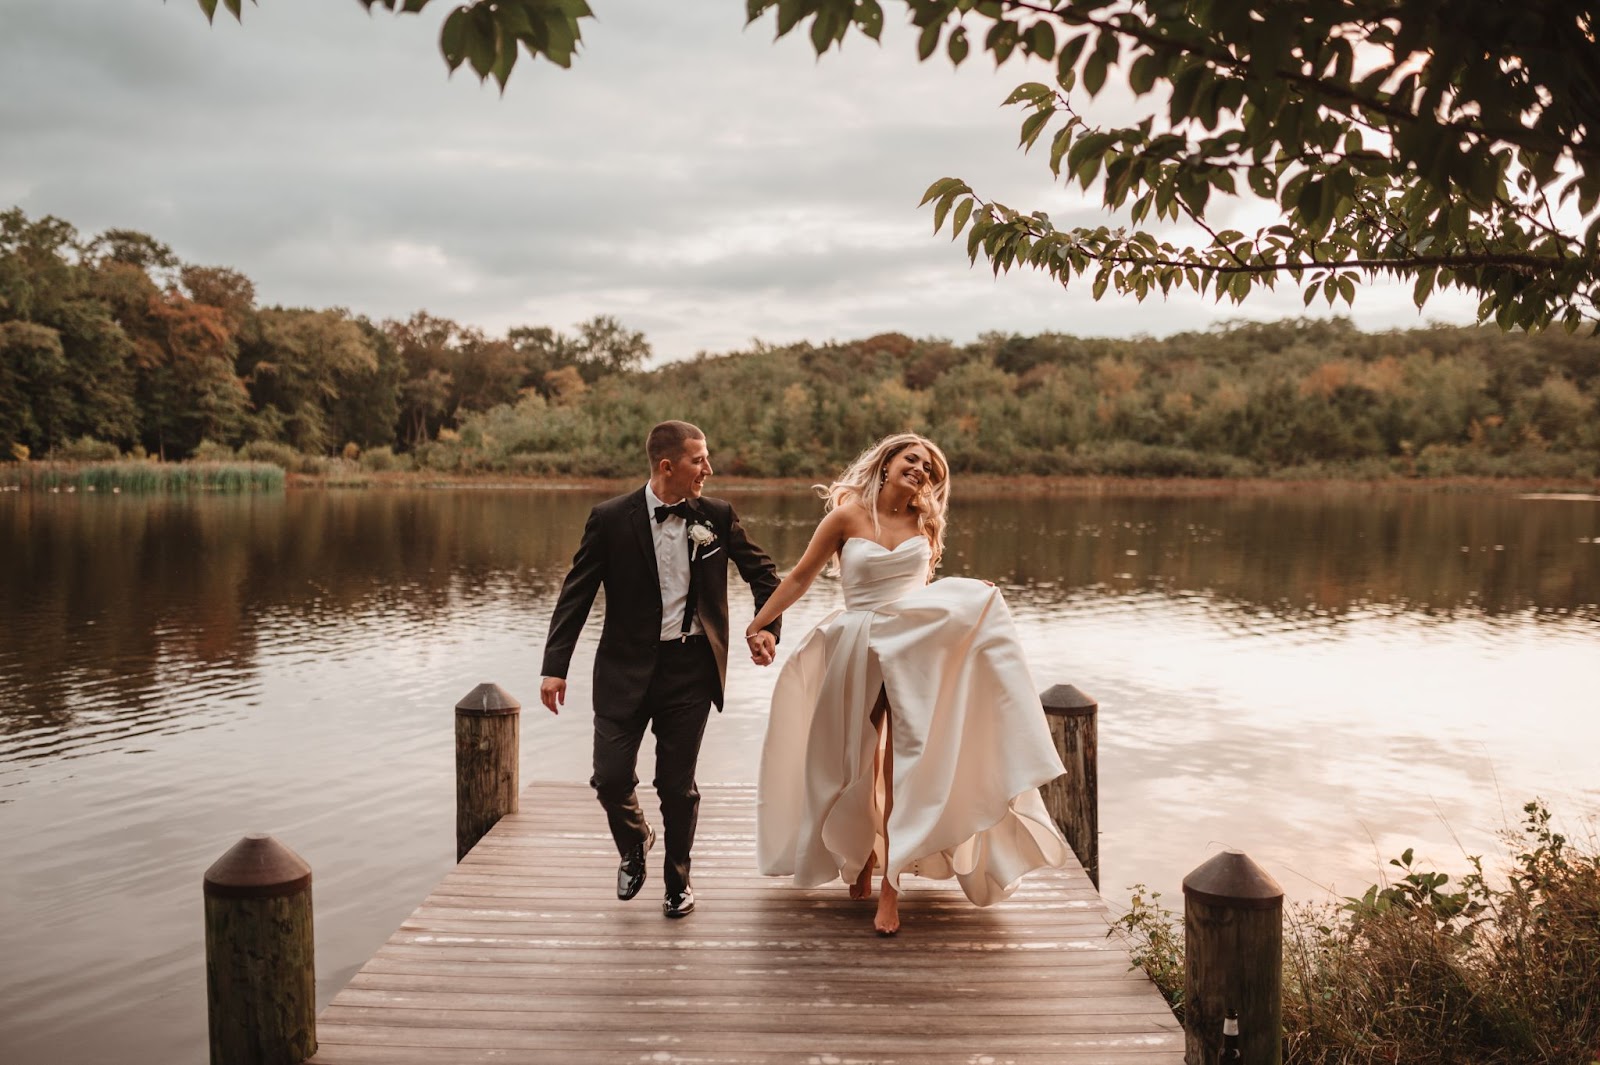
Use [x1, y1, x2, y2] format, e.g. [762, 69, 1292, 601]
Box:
[590, 636, 716, 896]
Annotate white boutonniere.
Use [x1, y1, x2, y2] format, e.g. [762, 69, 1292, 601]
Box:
[687, 520, 720, 561]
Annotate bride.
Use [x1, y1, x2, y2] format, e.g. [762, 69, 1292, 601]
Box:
[745, 433, 1070, 934]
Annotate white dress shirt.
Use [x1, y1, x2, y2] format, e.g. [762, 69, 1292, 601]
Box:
[643, 483, 700, 641]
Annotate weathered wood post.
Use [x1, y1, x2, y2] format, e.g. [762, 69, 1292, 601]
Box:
[203, 835, 316, 1065]
[1183, 850, 1284, 1065]
[1040, 683, 1098, 889]
[456, 682, 520, 861]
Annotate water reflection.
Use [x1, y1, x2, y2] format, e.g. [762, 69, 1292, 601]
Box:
[0, 486, 1596, 1065]
[5, 490, 1592, 768]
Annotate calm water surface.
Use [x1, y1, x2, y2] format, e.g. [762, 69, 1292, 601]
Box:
[2, 486, 1598, 1064]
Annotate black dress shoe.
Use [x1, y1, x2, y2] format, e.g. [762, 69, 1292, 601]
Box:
[663, 885, 695, 918]
[617, 824, 655, 901]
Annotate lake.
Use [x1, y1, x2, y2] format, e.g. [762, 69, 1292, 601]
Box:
[2, 484, 1597, 1064]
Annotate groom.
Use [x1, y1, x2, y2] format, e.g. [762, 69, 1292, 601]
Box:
[539, 421, 781, 918]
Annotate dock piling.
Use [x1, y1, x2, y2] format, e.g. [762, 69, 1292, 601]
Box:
[455, 681, 520, 860]
[1040, 683, 1099, 889]
[203, 834, 316, 1065]
[1182, 849, 1284, 1065]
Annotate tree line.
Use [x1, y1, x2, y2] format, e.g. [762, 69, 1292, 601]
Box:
[3, 207, 1597, 479]
[0, 208, 648, 465]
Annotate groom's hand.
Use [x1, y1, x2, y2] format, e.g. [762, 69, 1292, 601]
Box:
[746, 631, 776, 666]
[539, 676, 566, 714]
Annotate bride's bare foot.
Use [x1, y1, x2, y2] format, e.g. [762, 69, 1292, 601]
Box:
[873, 881, 900, 935]
[849, 853, 876, 900]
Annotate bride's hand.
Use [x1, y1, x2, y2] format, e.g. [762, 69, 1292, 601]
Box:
[746, 630, 776, 666]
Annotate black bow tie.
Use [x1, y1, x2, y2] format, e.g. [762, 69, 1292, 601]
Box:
[654, 501, 696, 524]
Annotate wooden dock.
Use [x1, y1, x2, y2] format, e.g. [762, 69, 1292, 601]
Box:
[308, 781, 1184, 1064]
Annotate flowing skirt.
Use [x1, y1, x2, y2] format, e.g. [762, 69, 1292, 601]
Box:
[756, 577, 1070, 905]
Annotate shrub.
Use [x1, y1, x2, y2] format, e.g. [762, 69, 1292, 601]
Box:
[1112, 803, 1600, 1065]
[53, 436, 121, 462]
[358, 446, 405, 472]
[239, 440, 302, 470]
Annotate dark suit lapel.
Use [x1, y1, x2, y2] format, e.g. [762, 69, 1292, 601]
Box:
[629, 489, 660, 590]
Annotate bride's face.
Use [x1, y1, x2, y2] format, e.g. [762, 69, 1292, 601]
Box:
[883, 444, 938, 495]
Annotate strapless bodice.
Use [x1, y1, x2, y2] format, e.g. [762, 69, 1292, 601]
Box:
[839, 537, 930, 612]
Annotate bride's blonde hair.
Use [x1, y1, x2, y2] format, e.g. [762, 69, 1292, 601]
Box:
[818, 432, 951, 573]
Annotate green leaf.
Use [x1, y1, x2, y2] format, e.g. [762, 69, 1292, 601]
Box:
[809, 9, 836, 54]
[775, 0, 805, 37]
[947, 26, 968, 66]
[223, 0, 243, 19]
[496, 1, 533, 36]
[440, 7, 469, 70]
[1129, 53, 1157, 95]
[1019, 110, 1051, 151]
[1168, 64, 1205, 121]
[465, 7, 497, 77]
[1025, 20, 1056, 60]
[917, 20, 941, 61]
[491, 39, 517, 88]
[1083, 52, 1108, 96]
[1003, 82, 1050, 107]
[1057, 32, 1089, 70]
[919, 177, 960, 207]
[951, 198, 974, 238]
[1412, 267, 1435, 309]
[1048, 125, 1074, 178]
[855, 0, 884, 41]
[197, 0, 219, 23]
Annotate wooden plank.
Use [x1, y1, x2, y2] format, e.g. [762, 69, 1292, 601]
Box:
[347, 971, 1164, 997]
[308, 1036, 1177, 1061]
[315, 1021, 1181, 1053]
[307, 781, 1181, 1064]
[324, 990, 1172, 1020]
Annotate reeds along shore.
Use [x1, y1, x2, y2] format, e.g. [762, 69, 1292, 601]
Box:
[1116, 802, 1600, 1065]
[0, 461, 284, 494]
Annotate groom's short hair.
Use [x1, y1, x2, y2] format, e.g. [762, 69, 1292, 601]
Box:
[647, 421, 705, 466]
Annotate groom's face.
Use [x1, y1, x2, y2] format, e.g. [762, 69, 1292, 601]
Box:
[661, 436, 712, 501]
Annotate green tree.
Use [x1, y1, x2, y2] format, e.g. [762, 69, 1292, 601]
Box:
[238, 307, 382, 453]
[201, 1, 1598, 331]
[388, 311, 464, 445]
[327, 317, 405, 449]
[0, 210, 139, 455]
[85, 252, 246, 458]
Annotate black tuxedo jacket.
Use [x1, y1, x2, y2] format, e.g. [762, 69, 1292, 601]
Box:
[540, 489, 782, 720]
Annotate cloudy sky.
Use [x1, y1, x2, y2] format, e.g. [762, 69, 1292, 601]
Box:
[2, 0, 1481, 361]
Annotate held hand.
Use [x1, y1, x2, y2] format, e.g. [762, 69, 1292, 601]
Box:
[746, 631, 776, 666]
[539, 676, 566, 715]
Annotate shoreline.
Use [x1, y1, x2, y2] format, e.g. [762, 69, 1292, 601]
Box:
[284, 469, 1600, 498]
[5, 461, 1597, 498]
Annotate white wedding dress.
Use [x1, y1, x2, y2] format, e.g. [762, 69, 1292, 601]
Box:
[756, 536, 1071, 905]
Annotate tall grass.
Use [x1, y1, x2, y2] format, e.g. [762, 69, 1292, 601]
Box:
[1114, 802, 1600, 1064]
[1, 461, 285, 494]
